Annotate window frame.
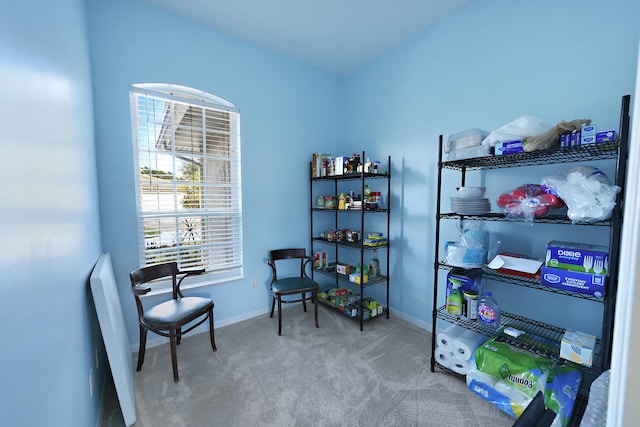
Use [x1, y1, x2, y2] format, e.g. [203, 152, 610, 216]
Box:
[129, 83, 243, 293]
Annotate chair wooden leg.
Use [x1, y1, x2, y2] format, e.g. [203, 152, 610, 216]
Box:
[169, 329, 179, 383]
[137, 326, 147, 372]
[270, 295, 276, 318]
[314, 291, 319, 329]
[302, 292, 307, 312]
[177, 327, 182, 345]
[277, 295, 283, 336]
[208, 308, 217, 351]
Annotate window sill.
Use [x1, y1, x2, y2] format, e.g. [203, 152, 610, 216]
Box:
[140, 273, 243, 298]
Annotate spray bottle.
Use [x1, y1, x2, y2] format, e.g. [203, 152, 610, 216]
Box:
[446, 277, 463, 316]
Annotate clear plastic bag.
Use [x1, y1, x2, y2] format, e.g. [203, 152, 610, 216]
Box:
[579, 370, 610, 427]
[496, 184, 566, 223]
[540, 167, 620, 223]
[444, 222, 493, 268]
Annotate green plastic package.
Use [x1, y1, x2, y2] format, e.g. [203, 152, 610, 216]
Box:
[470, 334, 581, 426]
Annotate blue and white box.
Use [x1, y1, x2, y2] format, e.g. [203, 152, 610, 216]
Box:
[570, 132, 580, 147]
[596, 130, 616, 143]
[540, 266, 606, 298]
[546, 240, 609, 275]
[581, 125, 596, 145]
[495, 140, 524, 156]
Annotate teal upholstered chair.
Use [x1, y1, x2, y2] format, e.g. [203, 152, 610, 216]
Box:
[130, 262, 217, 382]
[267, 248, 320, 336]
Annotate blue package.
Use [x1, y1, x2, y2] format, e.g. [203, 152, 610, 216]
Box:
[596, 130, 616, 143]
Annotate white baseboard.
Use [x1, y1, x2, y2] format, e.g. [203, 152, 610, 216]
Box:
[131, 305, 431, 352]
[131, 306, 271, 352]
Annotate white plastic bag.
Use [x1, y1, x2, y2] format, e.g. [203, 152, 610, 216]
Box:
[482, 116, 554, 148]
[540, 166, 620, 223]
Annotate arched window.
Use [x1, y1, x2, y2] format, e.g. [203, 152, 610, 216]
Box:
[130, 83, 243, 285]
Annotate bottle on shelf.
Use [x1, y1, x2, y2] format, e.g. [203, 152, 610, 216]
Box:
[369, 249, 380, 278]
[478, 292, 501, 330]
[446, 277, 463, 316]
[462, 289, 478, 322]
[364, 184, 371, 202]
[338, 192, 346, 210]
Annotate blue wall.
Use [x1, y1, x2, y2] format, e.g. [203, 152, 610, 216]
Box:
[2, 0, 637, 425]
[87, 0, 345, 349]
[0, 0, 104, 425]
[344, 0, 640, 333]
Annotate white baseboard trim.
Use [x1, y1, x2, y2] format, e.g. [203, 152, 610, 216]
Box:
[130, 305, 432, 352]
[131, 306, 271, 352]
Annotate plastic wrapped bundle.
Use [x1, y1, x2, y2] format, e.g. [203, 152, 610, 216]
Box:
[579, 370, 610, 427]
[468, 334, 582, 426]
[541, 166, 620, 223]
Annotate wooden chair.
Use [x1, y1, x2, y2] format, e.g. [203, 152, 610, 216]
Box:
[130, 262, 216, 382]
[267, 248, 320, 336]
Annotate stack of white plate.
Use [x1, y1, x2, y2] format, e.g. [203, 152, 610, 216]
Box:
[450, 197, 491, 215]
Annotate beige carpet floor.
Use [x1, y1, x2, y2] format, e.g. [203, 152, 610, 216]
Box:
[100, 306, 514, 426]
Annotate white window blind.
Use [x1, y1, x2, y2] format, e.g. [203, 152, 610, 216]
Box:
[130, 84, 243, 281]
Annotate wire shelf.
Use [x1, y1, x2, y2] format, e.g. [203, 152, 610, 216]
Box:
[312, 172, 390, 182]
[438, 212, 611, 226]
[435, 306, 602, 395]
[441, 142, 619, 171]
[437, 262, 605, 302]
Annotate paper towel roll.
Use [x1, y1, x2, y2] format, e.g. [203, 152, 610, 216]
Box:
[465, 367, 499, 388]
[450, 357, 471, 375]
[434, 348, 453, 369]
[436, 324, 467, 352]
[453, 330, 487, 360]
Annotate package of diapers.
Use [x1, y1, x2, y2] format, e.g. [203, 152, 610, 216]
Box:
[468, 334, 581, 426]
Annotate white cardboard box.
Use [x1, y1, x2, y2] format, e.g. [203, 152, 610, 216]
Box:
[560, 329, 596, 367]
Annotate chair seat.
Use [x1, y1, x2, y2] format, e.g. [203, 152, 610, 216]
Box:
[272, 277, 319, 294]
[144, 296, 213, 325]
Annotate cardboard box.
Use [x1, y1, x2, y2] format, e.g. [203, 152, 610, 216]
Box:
[334, 156, 347, 175]
[348, 294, 361, 303]
[495, 140, 524, 156]
[596, 130, 616, 143]
[540, 266, 605, 298]
[336, 264, 350, 275]
[363, 237, 387, 247]
[342, 303, 358, 317]
[445, 270, 479, 301]
[581, 135, 596, 145]
[581, 125, 596, 145]
[581, 125, 596, 136]
[570, 132, 580, 146]
[546, 241, 609, 275]
[349, 273, 368, 284]
[561, 329, 596, 367]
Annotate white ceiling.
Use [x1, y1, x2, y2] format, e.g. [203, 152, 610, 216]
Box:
[145, 0, 471, 76]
